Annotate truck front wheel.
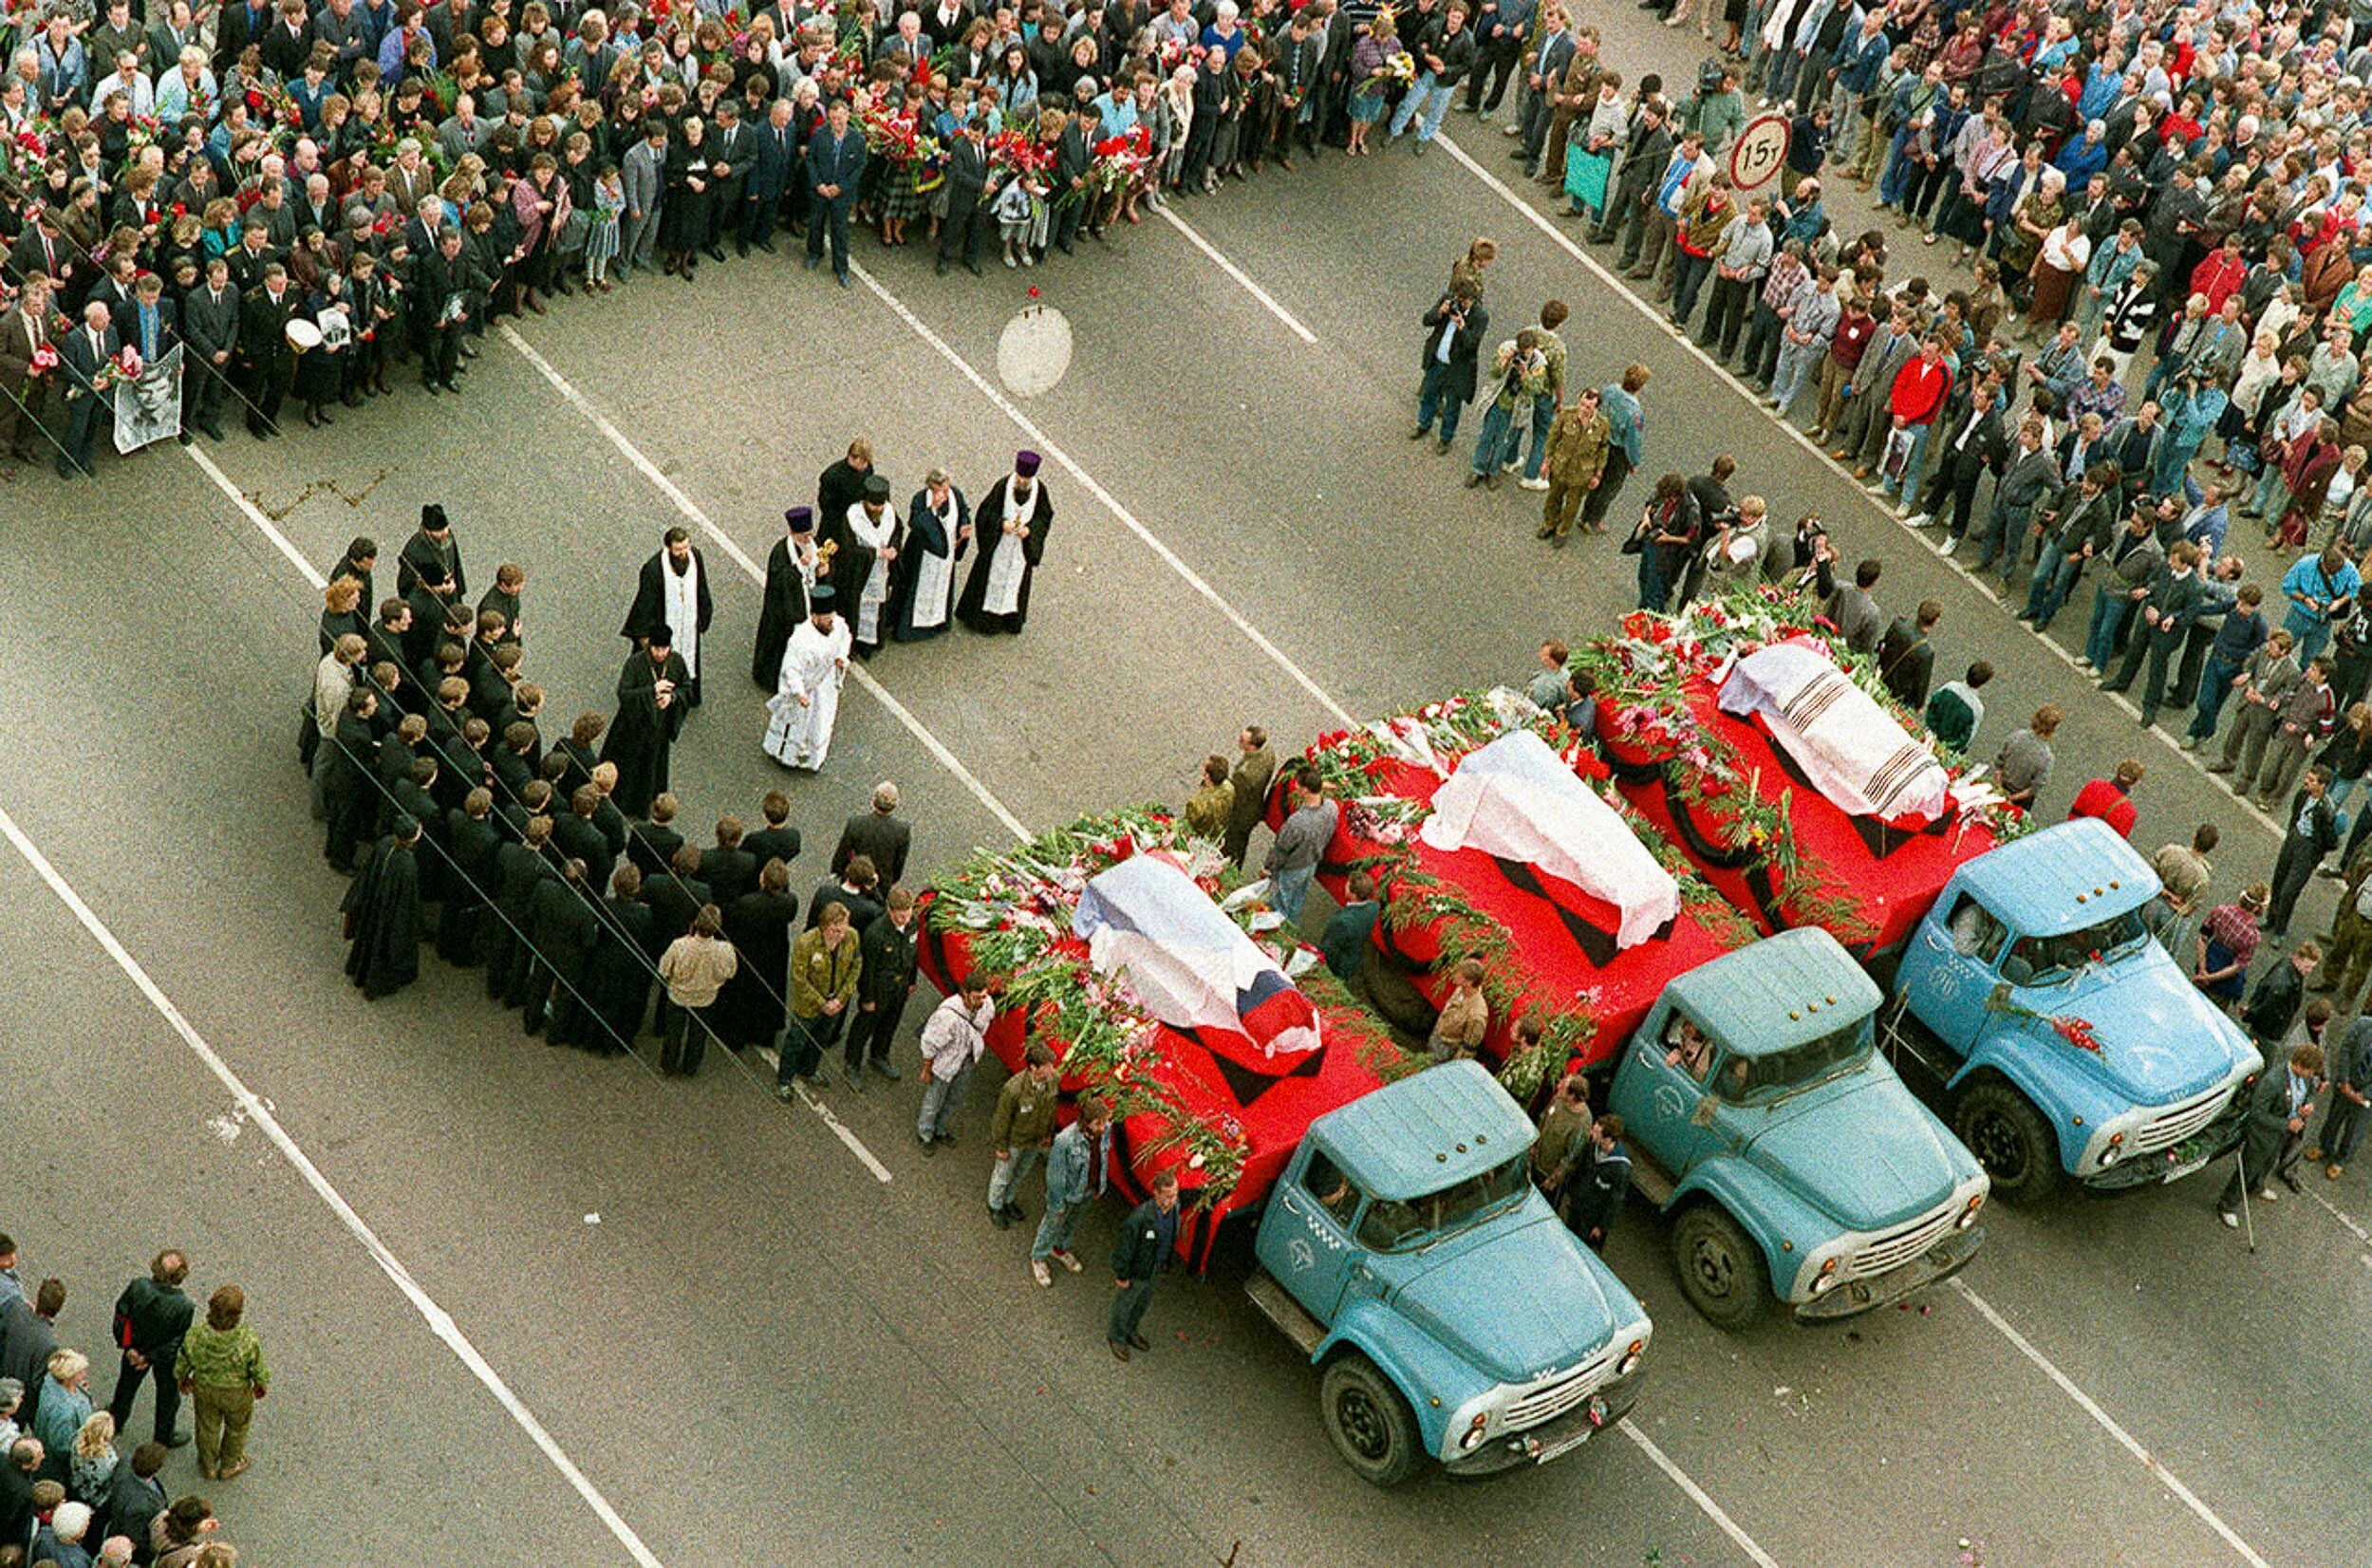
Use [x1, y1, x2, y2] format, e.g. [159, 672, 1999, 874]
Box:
[1954, 1081, 2063, 1204]
[1319, 1353, 1422, 1486]
[1672, 1204, 1770, 1331]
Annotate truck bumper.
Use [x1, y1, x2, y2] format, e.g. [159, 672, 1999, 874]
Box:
[1792, 1225, 1985, 1322]
[1442, 1369, 1648, 1479]
[2081, 1098, 2251, 1193]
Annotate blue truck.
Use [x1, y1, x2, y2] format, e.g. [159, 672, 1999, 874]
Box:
[1245, 1059, 1653, 1485]
[1886, 819, 2263, 1204]
[1607, 927, 1990, 1330]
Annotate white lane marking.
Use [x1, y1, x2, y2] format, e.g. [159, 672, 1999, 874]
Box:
[498, 324, 1031, 846]
[1154, 206, 1320, 345]
[186, 445, 329, 590]
[0, 802, 666, 1568]
[755, 1047, 895, 1184]
[1616, 1421, 1784, 1568]
[1431, 132, 2280, 839]
[1947, 1279, 2273, 1568]
[2306, 1185, 2372, 1258]
[845, 259, 1359, 729]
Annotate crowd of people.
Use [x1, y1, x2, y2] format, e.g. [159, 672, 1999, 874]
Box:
[0, 0, 1441, 479]
[0, 1240, 264, 1567]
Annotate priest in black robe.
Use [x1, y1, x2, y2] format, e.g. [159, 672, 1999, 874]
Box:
[343, 816, 425, 999]
[751, 506, 821, 688]
[600, 628, 691, 818]
[890, 470, 970, 643]
[816, 439, 875, 547]
[956, 450, 1054, 635]
[395, 503, 467, 598]
[620, 528, 715, 707]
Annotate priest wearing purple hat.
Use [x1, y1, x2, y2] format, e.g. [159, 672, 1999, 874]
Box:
[958, 449, 1055, 635]
[753, 505, 825, 688]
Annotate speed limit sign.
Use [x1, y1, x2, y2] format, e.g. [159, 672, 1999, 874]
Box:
[1728, 113, 1791, 196]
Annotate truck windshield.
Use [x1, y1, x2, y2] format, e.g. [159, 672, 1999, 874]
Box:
[1723, 1019, 1872, 1103]
[2006, 908, 2153, 983]
[1354, 1156, 1530, 1252]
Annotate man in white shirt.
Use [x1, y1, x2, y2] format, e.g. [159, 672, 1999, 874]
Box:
[917, 974, 996, 1149]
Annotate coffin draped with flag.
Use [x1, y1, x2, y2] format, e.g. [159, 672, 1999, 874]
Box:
[1280, 694, 1754, 1101]
[1584, 589, 2023, 957]
[920, 809, 1398, 1271]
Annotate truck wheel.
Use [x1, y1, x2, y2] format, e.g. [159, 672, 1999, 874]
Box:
[1672, 1204, 1770, 1331]
[1953, 1080, 2063, 1204]
[1318, 1353, 1422, 1486]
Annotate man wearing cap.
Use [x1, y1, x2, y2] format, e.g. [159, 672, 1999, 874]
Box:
[958, 451, 1055, 634]
[342, 812, 424, 999]
[601, 626, 692, 817]
[753, 506, 822, 688]
[765, 586, 852, 771]
[622, 525, 714, 707]
[835, 474, 904, 658]
[892, 468, 971, 641]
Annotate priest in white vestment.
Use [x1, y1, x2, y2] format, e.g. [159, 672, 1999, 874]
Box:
[765, 585, 853, 772]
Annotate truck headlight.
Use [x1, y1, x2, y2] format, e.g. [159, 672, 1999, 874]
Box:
[1808, 1258, 1840, 1294]
[1616, 1338, 1646, 1377]
[2099, 1130, 2126, 1167]
[1458, 1411, 1490, 1451]
[1957, 1193, 1985, 1229]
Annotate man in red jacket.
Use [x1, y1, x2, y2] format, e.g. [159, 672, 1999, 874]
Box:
[1877, 336, 1954, 514]
[2068, 758, 2144, 838]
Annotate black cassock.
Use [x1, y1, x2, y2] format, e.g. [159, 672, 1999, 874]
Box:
[816, 458, 872, 548]
[342, 835, 423, 999]
[751, 536, 817, 688]
[601, 647, 691, 818]
[956, 475, 1054, 634]
[620, 549, 715, 704]
[889, 485, 970, 643]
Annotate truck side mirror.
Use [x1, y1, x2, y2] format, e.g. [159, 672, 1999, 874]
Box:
[1987, 981, 2011, 1011]
[1690, 1094, 1719, 1128]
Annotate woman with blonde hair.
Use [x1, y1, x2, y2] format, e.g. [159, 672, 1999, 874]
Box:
[33, 1348, 93, 1484]
[175, 1286, 270, 1481]
[70, 1409, 119, 1501]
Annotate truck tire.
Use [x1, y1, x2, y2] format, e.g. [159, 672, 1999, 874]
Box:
[1672, 1204, 1770, 1331]
[1318, 1353, 1423, 1486]
[1953, 1080, 2063, 1204]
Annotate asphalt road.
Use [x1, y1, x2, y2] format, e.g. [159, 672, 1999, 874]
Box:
[4, 36, 2369, 1563]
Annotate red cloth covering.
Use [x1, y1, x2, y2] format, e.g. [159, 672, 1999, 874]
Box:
[1299, 756, 1741, 1073]
[2066, 777, 2139, 839]
[915, 871, 1382, 1273]
[1602, 675, 1996, 955]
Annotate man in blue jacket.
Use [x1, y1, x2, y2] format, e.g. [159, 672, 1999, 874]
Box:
[1109, 1169, 1180, 1360]
[805, 97, 868, 289]
[1033, 1096, 1112, 1286]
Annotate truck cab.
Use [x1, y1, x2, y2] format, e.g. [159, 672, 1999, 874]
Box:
[1606, 928, 1989, 1330]
[1891, 818, 2263, 1203]
[1245, 1060, 1653, 1486]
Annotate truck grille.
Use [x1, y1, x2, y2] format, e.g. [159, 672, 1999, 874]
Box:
[1846, 1204, 1959, 1280]
[2129, 1086, 2232, 1155]
[1504, 1346, 1616, 1431]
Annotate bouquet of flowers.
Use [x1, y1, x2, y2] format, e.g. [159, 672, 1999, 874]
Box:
[988, 126, 1055, 179]
[1082, 123, 1152, 196]
[28, 343, 58, 375]
[1356, 49, 1416, 99]
[862, 103, 920, 159]
[910, 132, 947, 193]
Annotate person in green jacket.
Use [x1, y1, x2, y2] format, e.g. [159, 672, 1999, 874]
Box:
[175, 1285, 268, 1481]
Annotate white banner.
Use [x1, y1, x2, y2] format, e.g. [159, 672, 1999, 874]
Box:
[112, 345, 182, 454]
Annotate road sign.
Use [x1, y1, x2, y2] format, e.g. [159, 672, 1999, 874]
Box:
[1728, 113, 1791, 195]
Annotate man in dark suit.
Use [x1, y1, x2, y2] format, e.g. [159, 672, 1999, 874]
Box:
[0, 272, 55, 470]
[1910, 381, 2009, 551]
[0, 1278, 64, 1430]
[743, 791, 802, 872]
[6, 211, 72, 293]
[236, 260, 297, 435]
[414, 229, 470, 394]
[56, 300, 121, 479]
[804, 97, 867, 288]
[213, 0, 272, 69]
[1412, 283, 1487, 450]
[708, 100, 751, 260]
[181, 254, 239, 440]
[2218, 1040, 2325, 1224]
[1877, 599, 1943, 709]
[936, 119, 991, 275]
[1107, 1170, 1179, 1361]
[104, 1251, 194, 1447]
[832, 783, 910, 887]
[745, 98, 798, 252]
[2269, 767, 2341, 941]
